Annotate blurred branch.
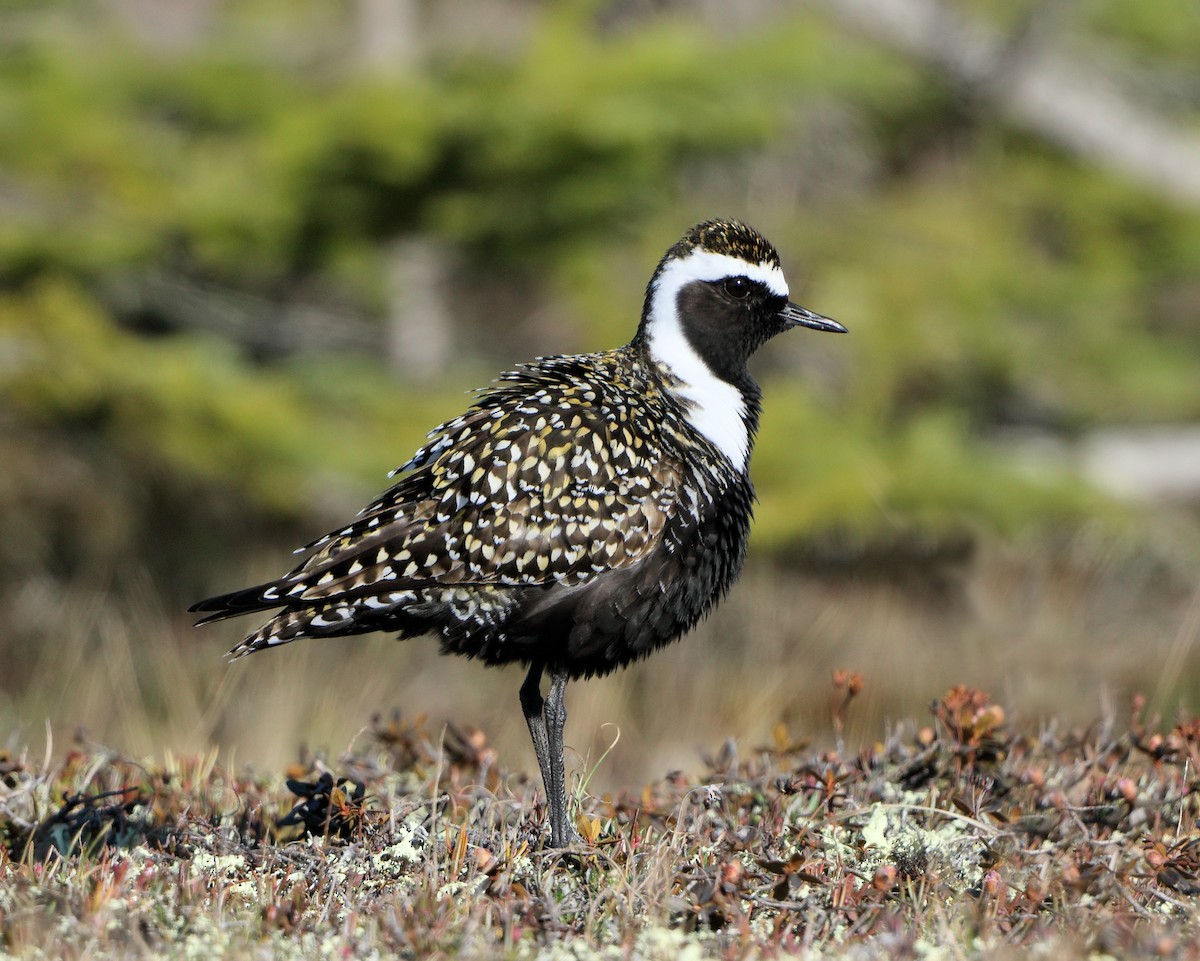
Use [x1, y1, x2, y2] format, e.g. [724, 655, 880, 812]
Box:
[351, 2, 457, 382]
[384, 236, 454, 381]
[100, 0, 217, 51]
[819, 0, 1200, 205]
[103, 271, 379, 359]
[355, 0, 423, 72]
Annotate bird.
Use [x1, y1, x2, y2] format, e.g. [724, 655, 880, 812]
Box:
[190, 219, 845, 848]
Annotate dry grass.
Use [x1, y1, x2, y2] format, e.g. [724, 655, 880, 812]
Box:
[4, 534, 1199, 792]
[3, 685, 1200, 959]
[4, 528, 1200, 956]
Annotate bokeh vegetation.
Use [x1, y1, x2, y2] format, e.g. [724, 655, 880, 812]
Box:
[1, 1, 1199, 788]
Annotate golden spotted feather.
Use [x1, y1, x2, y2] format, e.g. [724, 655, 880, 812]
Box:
[199, 346, 710, 658]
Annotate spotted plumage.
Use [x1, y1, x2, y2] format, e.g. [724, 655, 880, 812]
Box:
[191, 219, 845, 847]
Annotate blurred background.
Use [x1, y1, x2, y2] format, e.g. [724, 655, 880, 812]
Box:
[2, 0, 1199, 789]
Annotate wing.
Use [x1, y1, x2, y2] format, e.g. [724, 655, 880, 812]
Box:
[191, 357, 682, 623]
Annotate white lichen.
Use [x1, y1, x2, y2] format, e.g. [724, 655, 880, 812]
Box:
[858, 803, 985, 892]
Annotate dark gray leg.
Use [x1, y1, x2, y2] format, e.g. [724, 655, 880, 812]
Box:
[520, 662, 578, 848]
[544, 666, 579, 848]
[520, 661, 554, 813]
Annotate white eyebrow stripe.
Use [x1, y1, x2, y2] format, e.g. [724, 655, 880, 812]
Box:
[652, 249, 789, 300]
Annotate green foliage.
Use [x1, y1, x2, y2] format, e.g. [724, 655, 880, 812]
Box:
[805, 149, 1200, 430]
[752, 388, 1116, 548]
[0, 0, 1198, 593]
[2, 280, 312, 511]
[1084, 0, 1200, 66]
[0, 11, 861, 286]
[0, 277, 480, 513]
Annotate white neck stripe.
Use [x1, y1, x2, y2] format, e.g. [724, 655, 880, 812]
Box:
[643, 248, 786, 471]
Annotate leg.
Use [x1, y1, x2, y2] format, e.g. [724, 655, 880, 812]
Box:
[520, 661, 554, 813]
[544, 666, 579, 848]
[520, 662, 579, 848]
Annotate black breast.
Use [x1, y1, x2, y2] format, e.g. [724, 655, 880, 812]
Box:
[456, 471, 756, 680]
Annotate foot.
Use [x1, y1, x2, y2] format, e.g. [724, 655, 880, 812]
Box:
[548, 827, 588, 849]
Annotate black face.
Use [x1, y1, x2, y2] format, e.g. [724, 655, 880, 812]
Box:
[675, 277, 790, 386]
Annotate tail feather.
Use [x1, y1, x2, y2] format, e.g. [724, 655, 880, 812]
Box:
[193, 580, 424, 657]
[188, 582, 288, 624]
[224, 597, 408, 659]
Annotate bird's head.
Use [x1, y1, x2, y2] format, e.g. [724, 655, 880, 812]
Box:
[638, 219, 845, 388]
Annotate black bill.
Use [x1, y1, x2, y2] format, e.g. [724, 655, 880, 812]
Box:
[779, 302, 847, 333]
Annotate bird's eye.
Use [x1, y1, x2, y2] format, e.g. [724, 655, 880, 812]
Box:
[723, 277, 751, 299]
